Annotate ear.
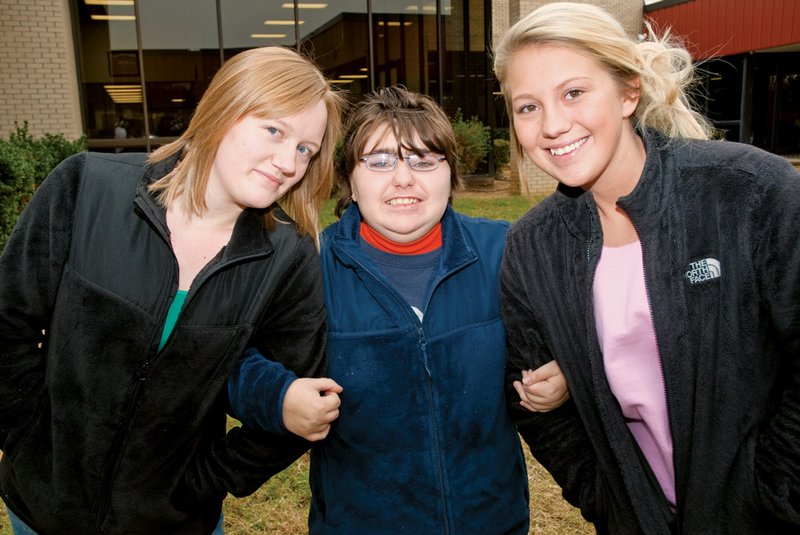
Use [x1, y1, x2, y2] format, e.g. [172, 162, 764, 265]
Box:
[621, 76, 641, 119]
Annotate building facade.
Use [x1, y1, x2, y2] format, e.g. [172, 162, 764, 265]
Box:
[0, 0, 643, 196]
[646, 0, 800, 158]
[5, 1, 793, 196]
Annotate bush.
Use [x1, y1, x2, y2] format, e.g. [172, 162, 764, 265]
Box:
[0, 122, 86, 250]
[493, 138, 510, 168]
[451, 110, 491, 176]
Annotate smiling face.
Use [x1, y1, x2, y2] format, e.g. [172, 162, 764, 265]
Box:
[351, 125, 452, 243]
[207, 99, 328, 214]
[506, 44, 642, 193]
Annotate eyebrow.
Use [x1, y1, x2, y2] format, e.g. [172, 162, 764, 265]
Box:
[364, 146, 398, 155]
[364, 146, 434, 156]
[511, 76, 594, 103]
[269, 118, 321, 150]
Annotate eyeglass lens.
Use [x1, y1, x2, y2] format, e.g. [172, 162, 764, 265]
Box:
[363, 153, 442, 172]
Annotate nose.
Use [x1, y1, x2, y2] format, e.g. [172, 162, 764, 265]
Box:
[272, 145, 297, 176]
[541, 105, 570, 139]
[391, 158, 416, 187]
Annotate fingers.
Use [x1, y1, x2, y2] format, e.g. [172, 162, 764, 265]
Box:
[312, 377, 344, 395]
[515, 379, 541, 413]
[282, 378, 343, 441]
[516, 361, 571, 413]
[523, 360, 562, 384]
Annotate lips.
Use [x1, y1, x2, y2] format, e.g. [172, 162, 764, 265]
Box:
[548, 136, 587, 156]
[256, 169, 283, 187]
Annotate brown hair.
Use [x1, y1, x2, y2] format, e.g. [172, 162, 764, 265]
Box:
[335, 85, 461, 217]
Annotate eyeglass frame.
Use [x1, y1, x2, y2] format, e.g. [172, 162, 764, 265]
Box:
[358, 152, 448, 172]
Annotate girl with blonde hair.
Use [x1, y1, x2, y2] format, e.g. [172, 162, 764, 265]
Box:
[494, 2, 800, 533]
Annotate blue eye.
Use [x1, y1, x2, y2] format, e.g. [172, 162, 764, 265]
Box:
[297, 145, 312, 157]
[266, 126, 280, 136]
[371, 158, 394, 169]
[408, 155, 437, 170]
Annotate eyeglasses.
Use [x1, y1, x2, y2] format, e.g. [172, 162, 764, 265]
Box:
[359, 152, 447, 172]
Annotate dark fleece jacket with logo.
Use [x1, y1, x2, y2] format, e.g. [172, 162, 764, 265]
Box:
[501, 129, 800, 534]
[0, 152, 327, 534]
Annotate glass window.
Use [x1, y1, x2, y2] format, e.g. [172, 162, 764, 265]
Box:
[76, 0, 143, 150]
[72, 0, 494, 164]
[370, 1, 439, 95]
[752, 53, 800, 155]
[700, 56, 743, 142]
[220, 0, 298, 55]
[298, 2, 371, 100]
[138, 0, 220, 145]
[441, 1, 488, 122]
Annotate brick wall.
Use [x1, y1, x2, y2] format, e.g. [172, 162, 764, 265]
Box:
[0, 0, 82, 139]
[493, 0, 643, 197]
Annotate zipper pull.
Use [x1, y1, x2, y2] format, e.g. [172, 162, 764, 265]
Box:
[137, 361, 151, 381]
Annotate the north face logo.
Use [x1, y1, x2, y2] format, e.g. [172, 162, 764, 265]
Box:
[685, 258, 721, 285]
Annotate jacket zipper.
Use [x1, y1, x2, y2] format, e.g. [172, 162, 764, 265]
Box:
[90, 203, 271, 531]
[626, 215, 679, 520]
[587, 201, 678, 531]
[418, 326, 451, 535]
[340, 245, 458, 533]
[92, 268, 176, 534]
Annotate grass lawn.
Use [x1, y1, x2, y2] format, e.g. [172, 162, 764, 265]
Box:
[320, 192, 543, 229]
[1, 193, 593, 534]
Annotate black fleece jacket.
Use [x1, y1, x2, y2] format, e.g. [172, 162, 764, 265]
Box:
[501, 129, 800, 534]
[0, 152, 327, 534]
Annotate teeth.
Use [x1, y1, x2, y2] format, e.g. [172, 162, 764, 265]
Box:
[388, 198, 418, 205]
[549, 138, 586, 156]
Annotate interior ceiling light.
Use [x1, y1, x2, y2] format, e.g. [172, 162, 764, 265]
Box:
[264, 20, 304, 25]
[340, 74, 367, 79]
[406, 4, 436, 12]
[281, 3, 327, 8]
[104, 84, 142, 104]
[91, 14, 136, 21]
[85, 0, 134, 5]
[378, 21, 412, 26]
[251, 33, 287, 39]
[328, 79, 354, 84]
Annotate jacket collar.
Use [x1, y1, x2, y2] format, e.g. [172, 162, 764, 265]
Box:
[134, 154, 275, 261]
[553, 127, 670, 238]
[328, 203, 477, 274]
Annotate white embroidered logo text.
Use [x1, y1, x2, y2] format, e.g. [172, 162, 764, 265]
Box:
[685, 258, 721, 285]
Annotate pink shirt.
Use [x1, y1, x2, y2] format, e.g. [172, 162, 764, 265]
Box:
[593, 240, 676, 507]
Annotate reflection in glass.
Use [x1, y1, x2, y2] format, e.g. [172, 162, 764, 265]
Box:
[220, 0, 298, 54]
[138, 0, 220, 147]
[299, 2, 371, 100]
[76, 0, 142, 149]
[73, 0, 494, 168]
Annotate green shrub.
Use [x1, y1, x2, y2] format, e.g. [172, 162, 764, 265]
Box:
[493, 138, 510, 168]
[451, 110, 491, 176]
[0, 122, 86, 250]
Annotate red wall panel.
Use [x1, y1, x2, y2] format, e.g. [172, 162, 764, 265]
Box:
[647, 0, 800, 59]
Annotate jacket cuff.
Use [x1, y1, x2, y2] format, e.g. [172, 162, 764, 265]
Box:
[228, 348, 298, 434]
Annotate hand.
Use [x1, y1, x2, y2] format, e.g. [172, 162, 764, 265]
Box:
[282, 378, 343, 441]
[513, 360, 570, 413]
